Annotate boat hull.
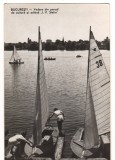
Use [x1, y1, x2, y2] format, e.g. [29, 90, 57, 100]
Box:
[76, 55, 82, 58]
[70, 128, 100, 158]
[9, 62, 24, 64]
[44, 58, 56, 60]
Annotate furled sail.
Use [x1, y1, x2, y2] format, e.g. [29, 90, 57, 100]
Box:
[32, 26, 49, 146]
[10, 45, 21, 61]
[84, 26, 110, 149]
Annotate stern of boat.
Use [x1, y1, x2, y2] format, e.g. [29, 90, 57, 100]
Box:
[70, 128, 100, 158]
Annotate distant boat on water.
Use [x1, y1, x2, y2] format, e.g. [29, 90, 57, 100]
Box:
[9, 45, 24, 64]
[76, 55, 82, 58]
[44, 57, 56, 60]
[70, 26, 110, 158]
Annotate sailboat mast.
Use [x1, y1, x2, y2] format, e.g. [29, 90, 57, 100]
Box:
[32, 26, 49, 146]
[32, 27, 42, 146]
[83, 26, 99, 150]
[83, 26, 91, 135]
[87, 26, 91, 82]
[38, 26, 40, 62]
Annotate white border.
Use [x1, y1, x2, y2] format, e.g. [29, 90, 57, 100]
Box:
[0, 2, 4, 160]
[1, 1, 114, 160]
[110, 2, 115, 160]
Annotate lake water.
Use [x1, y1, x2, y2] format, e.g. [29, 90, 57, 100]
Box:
[5, 50, 110, 158]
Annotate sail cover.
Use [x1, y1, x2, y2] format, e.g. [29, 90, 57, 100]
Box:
[33, 27, 49, 146]
[84, 27, 110, 149]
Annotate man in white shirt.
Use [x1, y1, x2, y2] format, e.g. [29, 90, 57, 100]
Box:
[6, 131, 32, 159]
[48, 108, 64, 136]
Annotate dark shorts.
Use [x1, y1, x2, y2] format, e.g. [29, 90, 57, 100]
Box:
[57, 120, 63, 131]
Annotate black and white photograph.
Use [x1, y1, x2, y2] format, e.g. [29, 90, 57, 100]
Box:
[4, 3, 110, 160]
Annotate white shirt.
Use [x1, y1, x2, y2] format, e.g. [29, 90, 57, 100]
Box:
[43, 135, 50, 141]
[8, 134, 26, 145]
[54, 110, 64, 121]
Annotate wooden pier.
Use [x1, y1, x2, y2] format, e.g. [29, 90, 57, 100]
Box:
[55, 136, 65, 160]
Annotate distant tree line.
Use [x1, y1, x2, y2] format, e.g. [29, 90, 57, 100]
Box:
[4, 37, 110, 51]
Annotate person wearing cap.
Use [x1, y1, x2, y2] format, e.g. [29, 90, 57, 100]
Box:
[48, 108, 64, 136]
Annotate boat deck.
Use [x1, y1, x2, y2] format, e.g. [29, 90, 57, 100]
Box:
[55, 136, 65, 160]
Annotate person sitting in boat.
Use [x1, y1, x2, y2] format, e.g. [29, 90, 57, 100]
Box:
[32, 130, 53, 157]
[48, 108, 64, 136]
[6, 131, 33, 159]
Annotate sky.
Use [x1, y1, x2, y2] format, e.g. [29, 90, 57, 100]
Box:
[4, 3, 110, 43]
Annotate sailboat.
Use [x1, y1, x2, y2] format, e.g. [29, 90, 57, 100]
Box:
[24, 27, 58, 158]
[5, 27, 58, 159]
[9, 45, 24, 64]
[70, 26, 110, 158]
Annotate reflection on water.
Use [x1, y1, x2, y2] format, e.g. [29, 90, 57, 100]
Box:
[5, 50, 110, 158]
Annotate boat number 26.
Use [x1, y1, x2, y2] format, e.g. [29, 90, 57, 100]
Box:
[96, 60, 103, 68]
